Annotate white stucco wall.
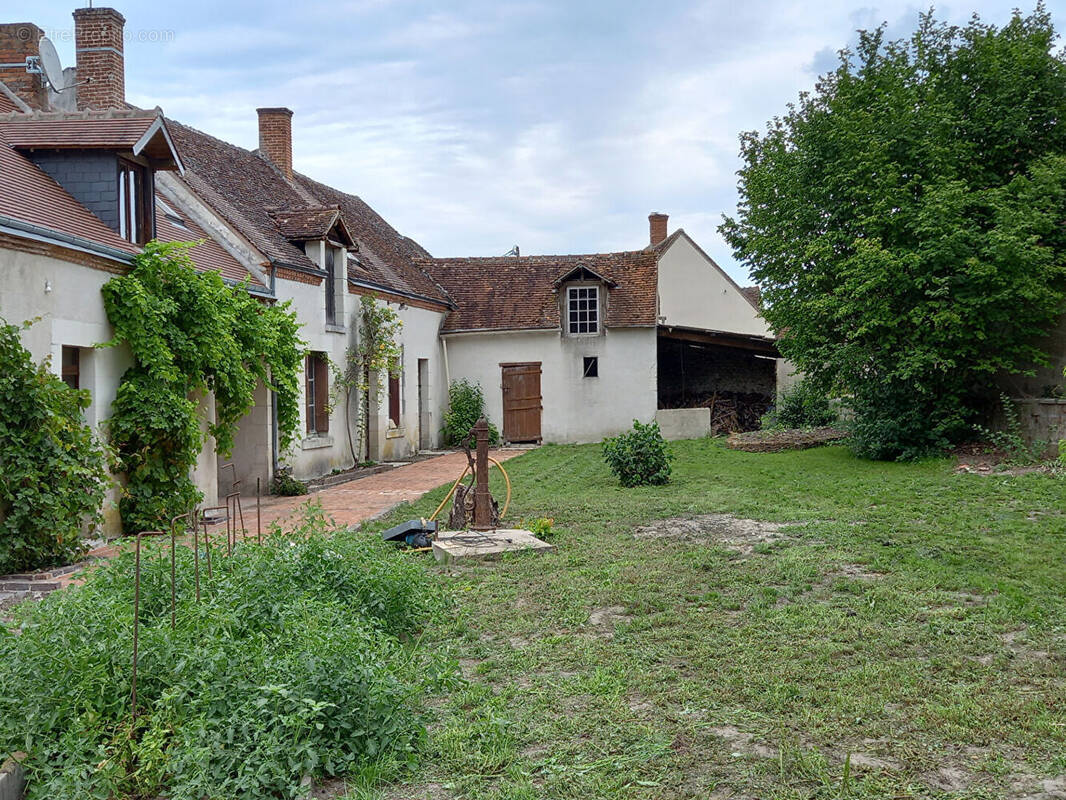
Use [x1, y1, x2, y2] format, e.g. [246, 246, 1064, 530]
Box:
[0, 246, 224, 534]
[443, 326, 657, 444]
[657, 233, 771, 338]
[367, 302, 447, 462]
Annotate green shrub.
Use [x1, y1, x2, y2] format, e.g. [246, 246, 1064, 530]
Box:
[441, 379, 500, 446]
[0, 319, 110, 574]
[272, 470, 308, 496]
[602, 420, 672, 487]
[760, 379, 838, 430]
[0, 504, 453, 799]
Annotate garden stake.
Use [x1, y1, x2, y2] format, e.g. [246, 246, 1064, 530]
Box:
[257, 477, 261, 544]
[202, 520, 212, 578]
[225, 492, 242, 551]
[132, 530, 165, 722]
[169, 517, 177, 629]
[192, 516, 201, 603]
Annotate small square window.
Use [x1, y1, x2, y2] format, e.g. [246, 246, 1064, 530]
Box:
[582, 356, 598, 378]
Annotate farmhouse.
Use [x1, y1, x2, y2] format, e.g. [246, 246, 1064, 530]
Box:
[0, 6, 788, 536]
[422, 215, 782, 443]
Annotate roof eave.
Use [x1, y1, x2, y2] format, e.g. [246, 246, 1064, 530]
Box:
[0, 214, 136, 265]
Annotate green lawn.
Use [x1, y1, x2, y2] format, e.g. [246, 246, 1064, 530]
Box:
[359, 440, 1066, 800]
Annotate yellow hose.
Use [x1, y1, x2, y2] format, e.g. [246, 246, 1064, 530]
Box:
[427, 457, 513, 524]
[488, 457, 512, 519]
[428, 466, 469, 522]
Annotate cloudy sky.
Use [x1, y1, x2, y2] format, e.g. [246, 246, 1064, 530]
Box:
[31, 0, 1060, 283]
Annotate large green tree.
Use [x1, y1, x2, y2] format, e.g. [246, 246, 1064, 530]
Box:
[721, 7, 1066, 459]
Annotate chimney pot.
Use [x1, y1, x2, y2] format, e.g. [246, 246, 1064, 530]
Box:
[73, 7, 125, 110]
[649, 212, 669, 246]
[257, 107, 294, 181]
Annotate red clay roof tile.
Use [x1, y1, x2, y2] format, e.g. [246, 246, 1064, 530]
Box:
[421, 251, 658, 333]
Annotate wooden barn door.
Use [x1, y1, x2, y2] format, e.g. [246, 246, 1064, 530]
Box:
[501, 362, 542, 442]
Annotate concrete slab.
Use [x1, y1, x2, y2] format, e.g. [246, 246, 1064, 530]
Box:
[432, 529, 553, 563]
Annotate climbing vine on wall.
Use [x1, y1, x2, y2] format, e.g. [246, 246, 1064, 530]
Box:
[102, 242, 304, 532]
[333, 294, 403, 462]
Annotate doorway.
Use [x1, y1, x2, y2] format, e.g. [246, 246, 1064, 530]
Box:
[501, 362, 542, 442]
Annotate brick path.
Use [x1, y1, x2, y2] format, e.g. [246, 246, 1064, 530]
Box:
[205, 447, 528, 534]
[1, 448, 530, 610]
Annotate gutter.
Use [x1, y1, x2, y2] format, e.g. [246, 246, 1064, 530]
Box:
[347, 277, 453, 310]
[0, 215, 135, 266]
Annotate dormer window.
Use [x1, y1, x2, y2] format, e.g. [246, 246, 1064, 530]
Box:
[118, 158, 153, 244]
[567, 285, 599, 335]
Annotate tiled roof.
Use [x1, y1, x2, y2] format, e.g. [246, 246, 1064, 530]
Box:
[421, 251, 658, 333]
[167, 120, 321, 271]
[167, 120, 450, 305]
[740, 286, 762, 307]
[0, 126, 137, 256]
[0, 93, 17, 114]
[292, 172, 451, 305]
[0, 109, 181, 170]
[270, 207, 342, 241]
[154, 190, 265, 288]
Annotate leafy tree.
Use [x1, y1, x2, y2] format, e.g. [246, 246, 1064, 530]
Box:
[721, 7, 1066, 459]
[333, 295, 403, 462]
[102, 242, 304, 532]
[0, 319, 110, 572]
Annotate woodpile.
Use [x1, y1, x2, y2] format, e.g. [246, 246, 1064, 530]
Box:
[659, 391, 773, 434]
[727, 427, 848, 453]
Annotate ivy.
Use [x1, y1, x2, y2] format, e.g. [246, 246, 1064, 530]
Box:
[333, 295, 403, 462]
[102, 242, 304, 532]
[0, 318, 110, 573]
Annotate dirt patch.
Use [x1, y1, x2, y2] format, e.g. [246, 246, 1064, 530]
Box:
[586, 605, 630, 636]
[727, 427, 847, 453]
[706, 725, 777, 759]
[633, 514, 793, 555]
[828, 563, 887, 581]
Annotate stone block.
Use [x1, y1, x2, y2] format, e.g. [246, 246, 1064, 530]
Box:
[432, 529, 553, 563]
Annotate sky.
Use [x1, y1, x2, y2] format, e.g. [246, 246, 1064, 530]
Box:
[27, 0, 1063, 283]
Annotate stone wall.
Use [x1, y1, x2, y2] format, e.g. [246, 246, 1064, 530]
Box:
[999, 399, 1066, 457]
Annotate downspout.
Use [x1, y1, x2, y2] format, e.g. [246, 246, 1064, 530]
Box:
[442, 336, 451, 389]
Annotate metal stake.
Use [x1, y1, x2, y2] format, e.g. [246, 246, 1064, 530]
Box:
[256, 477, 262, 544]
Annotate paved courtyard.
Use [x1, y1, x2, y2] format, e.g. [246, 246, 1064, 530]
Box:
[207, 448, 528, 534]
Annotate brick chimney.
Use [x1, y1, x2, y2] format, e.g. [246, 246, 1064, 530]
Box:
[0, 23, 46, 109]
[257, 107, 293, 180]
[649, 212, 668, 246]
[74, 7, 125, 110]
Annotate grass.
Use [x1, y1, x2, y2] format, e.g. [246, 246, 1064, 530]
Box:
[358, 439, 1066, 799]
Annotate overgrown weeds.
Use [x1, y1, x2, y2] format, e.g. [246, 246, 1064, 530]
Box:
[0, 503, 455, 799]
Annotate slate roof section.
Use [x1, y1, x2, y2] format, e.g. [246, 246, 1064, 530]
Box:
[166, 120, 450, 306]
[0, 126, 137, 256]
[154, 190, 265, 289]
[421, 251, 658, 333]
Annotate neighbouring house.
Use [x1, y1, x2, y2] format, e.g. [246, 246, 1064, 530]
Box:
[420, 213, 785, 443]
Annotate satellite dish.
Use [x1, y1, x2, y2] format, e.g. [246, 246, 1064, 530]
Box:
[38, 37, 66, 91]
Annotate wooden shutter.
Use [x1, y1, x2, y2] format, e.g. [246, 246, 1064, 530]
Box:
[388, 373, 400, 426]
[315, 354, 329, 434]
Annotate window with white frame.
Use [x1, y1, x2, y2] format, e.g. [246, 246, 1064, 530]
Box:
[566, 286, 599, 335]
